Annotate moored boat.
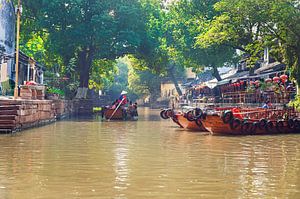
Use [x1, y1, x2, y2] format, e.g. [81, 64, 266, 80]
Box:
[201, 107, 300, 135]
[160, 108, 208, 132]
[173, 113, 207, 131]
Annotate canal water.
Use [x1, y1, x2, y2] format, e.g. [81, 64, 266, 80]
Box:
[0, 108, 300, 198]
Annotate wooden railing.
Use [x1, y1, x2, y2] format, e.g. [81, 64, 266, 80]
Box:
[222, 90, 296, 104]
[216, 107, 300, 121]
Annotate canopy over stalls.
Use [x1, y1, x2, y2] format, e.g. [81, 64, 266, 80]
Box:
[254, 62, 286, 75]
[216, 71, 249, 86]
[194, 85, 211, 94]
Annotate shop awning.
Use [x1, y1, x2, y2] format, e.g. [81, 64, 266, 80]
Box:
[254, 62, 285, 74]
[216, 71, 249, 86]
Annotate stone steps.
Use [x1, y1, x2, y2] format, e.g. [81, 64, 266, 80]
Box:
[0, 105, 19, 133]
[0, 115, 17, 120]
[0, 110, 19, 115]
[0, 105, 20, 110]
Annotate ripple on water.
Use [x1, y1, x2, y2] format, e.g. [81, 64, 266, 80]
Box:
[0, 109, 300, 198]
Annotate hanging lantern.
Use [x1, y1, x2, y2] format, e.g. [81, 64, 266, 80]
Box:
[236, 82, 240, 87]
[280, 74, 288, 82]
[240, 81, 244, 86]
[273, 76, 280, 83]
[255, 80, 260, 86]
[265, 78, 272, 83]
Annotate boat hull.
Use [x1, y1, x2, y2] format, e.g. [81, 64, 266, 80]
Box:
[103, 108, 138, 121]
[173, 113, 208, 132]
[202, 114, 300, 135]
[104, 108, 124, 120]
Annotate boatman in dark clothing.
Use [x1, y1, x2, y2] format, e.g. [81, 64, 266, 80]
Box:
[133, 102, 138, 117]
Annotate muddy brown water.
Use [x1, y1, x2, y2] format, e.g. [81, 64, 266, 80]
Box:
[0, 108, 300, 198]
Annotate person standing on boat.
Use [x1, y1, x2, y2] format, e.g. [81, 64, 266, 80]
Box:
[118, 91, 128, 119]
[118, 91, 128, 105]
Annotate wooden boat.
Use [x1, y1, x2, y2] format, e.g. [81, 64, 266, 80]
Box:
[103, 107, 138, 121]
[201, 107, 300, 135]
[173, 113, 208, 131]
[104, 108, 123, 120]
[160, 108, 208, 131]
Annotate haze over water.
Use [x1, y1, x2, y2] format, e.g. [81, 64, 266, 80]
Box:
[0, 108, 300, 198]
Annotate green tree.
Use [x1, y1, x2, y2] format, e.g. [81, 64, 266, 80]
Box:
[134, 0, 186, 97]
[105, 57, 129, 100]
[22, 0, 147, 98]
[167, 0, 236, 81]
[128, 56, 162, 103]
[197, 0, 300, 83]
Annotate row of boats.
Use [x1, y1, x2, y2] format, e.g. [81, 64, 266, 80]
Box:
[161, 106, 300, 135]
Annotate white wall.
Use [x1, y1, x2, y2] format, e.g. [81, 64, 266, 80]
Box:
[0, 0, 16, 80]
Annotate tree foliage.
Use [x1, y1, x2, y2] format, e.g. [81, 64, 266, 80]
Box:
[166, 0, 237, 81]
[16, 0, 300, 101]
[21, 0, 147, 98]
[198, 0, 300, 83]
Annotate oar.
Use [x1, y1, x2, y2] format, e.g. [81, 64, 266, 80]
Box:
[108, 97, 125, 121]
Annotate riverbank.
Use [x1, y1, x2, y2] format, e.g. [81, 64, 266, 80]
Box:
[0, 99, 73, 133]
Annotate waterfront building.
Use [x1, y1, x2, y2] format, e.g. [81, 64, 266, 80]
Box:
[0, 0, 15, 85]
[0, 1, 44, 96]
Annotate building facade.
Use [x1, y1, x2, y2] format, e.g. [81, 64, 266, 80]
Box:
[0, 1, 45, 96]
[0, 0, 16, 82]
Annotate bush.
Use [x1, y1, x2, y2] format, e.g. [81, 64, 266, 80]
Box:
[46, 87, 65, 96]
[289, 95, 300, 111]
[1, 79, 15, 96]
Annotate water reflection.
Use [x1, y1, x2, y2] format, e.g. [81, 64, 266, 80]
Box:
[0, 108, 299, 198]
[113, 129, 130, 194]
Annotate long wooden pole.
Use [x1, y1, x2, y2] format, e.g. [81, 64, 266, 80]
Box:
[14, 0, 21, 99]
[108, 97, 125, 121]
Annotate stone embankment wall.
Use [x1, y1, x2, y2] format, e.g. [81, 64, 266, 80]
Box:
[0, 100, 73, 133]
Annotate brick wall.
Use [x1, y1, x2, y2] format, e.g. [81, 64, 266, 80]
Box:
[0, 99, 73, 133]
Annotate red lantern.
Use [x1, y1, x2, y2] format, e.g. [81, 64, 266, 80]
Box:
[236, 83, 240, 87]
[273, 76, 280, 83]
[265, 78, 272, 83]
[240, 81, 244, 86]
[280, 74, 288, 82]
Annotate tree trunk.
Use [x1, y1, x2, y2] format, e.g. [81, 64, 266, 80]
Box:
[212, 67, 222, 81]
[168, 64, 182, 96]
[75, 48, 94, 99]
[170, 72, 182, 96]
